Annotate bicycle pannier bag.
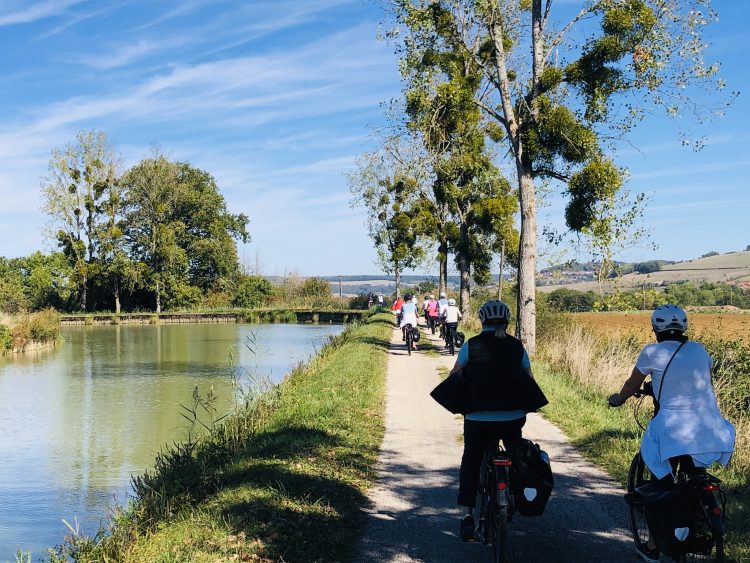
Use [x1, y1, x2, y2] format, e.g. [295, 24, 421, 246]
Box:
[455, 331, 465, 347]
[412, 327, 420, 342]
[511, 439, 554, 516]
[627, 481, 698, 557]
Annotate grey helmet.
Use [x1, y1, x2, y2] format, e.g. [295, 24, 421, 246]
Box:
[478, 300, 511, 325]
[651, 304, 688, 333]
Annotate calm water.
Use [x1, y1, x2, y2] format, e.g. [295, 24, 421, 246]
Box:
[0, 322, 343, 559]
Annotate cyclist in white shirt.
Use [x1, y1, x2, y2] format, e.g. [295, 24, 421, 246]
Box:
[609, 304, 735, 480]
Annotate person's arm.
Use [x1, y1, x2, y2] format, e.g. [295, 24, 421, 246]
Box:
[608, 367, 648, 407]
[457, 309, 463, 320]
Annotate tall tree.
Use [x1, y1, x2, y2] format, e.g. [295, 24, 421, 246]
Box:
[172, 163, 249, 293]
[122, 152, 186, 313]
[348, 140, 425, 298]
[392, 0, 730, 353]
[400, 13, 518, 314]
[41, 130, 119, 311]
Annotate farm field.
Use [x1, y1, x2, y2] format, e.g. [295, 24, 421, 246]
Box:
[540, 250, 750, 293]
[571, 310, 750, 343]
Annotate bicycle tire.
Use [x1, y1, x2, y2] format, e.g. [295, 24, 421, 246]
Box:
[406, 327, 412, 356]
[447, 327, 455, 355]
[492, 503, 509, 563]
[627, 453, 653, 554]
[714, 534, 725, 562]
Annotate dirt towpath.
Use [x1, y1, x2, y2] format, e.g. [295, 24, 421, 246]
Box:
[356, 323, 637, 563]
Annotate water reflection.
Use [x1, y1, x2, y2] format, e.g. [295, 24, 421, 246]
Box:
[0, 322, 343, 558]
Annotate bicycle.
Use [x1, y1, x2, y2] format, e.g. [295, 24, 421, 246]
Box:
[444, 323, 459, 355]
[476, 445, 514, 563]
[404, 323, 414, 356]
[626, 383, 726, 562]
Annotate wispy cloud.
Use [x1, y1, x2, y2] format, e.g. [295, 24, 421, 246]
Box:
[70, 38, 184, 70]
[0, 0, 86, 26]
[630, 159, 750, 180]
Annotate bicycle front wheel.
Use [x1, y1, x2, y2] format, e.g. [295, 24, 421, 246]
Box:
[627, 452, 653, 554]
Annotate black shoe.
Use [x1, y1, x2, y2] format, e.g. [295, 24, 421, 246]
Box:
[459, 514, 475, 541]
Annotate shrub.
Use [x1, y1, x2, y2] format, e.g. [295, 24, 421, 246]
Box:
[27, 308, 60, 342]
[0, 324, 12, 352]
[232, 276, 275, 308]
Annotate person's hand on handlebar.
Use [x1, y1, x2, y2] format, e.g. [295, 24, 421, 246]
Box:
[608, 393, 624, 407]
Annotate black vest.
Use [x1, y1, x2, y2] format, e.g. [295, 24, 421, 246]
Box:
[463, 331, 548, 414]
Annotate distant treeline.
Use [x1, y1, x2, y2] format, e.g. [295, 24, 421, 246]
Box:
[546, 282, 750, 312]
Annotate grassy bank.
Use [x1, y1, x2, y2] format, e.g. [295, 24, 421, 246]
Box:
[536, 322, 750, 562]
[49, 313, 393, 563]
[0, 309, 60, 354]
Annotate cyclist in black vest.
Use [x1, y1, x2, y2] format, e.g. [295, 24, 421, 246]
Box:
[449, 300, 548, 541]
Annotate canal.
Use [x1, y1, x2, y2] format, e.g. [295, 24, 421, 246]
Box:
[0, 322, 344, 558]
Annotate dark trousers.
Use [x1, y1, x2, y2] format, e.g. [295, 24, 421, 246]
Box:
[457, 417, 526, 508]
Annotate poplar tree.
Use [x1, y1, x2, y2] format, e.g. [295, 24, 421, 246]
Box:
[41, 130, 120, 312]
[391, 0, 730, 353]
[348, 141, 425, 299]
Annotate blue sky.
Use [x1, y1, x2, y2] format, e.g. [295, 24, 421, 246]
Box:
[0, 0, 747, 276]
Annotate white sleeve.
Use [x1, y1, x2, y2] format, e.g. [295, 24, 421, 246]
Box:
[634, 346, 653, 375]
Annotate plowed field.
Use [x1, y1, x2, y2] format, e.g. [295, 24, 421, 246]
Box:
[572, 311, 750, 343]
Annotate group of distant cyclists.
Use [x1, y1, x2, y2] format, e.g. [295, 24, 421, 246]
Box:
[391, 292, 462, 350]
[390, 292, 736, 562]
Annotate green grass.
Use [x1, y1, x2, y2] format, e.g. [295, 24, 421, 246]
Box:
[534, 361, 750, 562]
[49, 313, 393, 563]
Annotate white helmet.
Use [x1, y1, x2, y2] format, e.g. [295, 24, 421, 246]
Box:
[448, 298, 456, 306]
[429, 294, 435, 299]
[440, 292, 447, 298]
[478, 300, 511, 325]
[651, 304, 688, 333]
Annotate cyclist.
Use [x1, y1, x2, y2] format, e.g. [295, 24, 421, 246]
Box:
[426, 295, 439, 332]
[399, 294, 419, 349]
[391, 294, 405, 327]
[608, 304, 735, 482]
[440, 298, 462, 346]
[437, 292, 449, 337]
[447, 300, 548, 541]
[422, 294, 430, 317]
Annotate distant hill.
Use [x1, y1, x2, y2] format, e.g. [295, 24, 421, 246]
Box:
[538, 250, 750, 293]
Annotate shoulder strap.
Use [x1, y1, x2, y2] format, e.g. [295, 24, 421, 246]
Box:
[656, 341, 687, 404]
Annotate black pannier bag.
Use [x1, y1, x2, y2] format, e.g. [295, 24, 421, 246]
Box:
[625, 481, 704, 557]
[412, 327, 420, 342]
[511, 439, 554, 516]
[455, 331, 465, 347]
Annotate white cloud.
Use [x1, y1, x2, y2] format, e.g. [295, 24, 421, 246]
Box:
[0, 0, 85, 26]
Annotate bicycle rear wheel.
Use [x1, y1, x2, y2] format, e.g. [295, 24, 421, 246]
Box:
[627, 453, 653, 555]
[491, 498, 508, 563]
[448, 327, 455, 355]
[406, 328, 412, 355]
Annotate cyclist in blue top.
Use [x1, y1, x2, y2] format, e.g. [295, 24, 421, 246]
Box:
[448, 300, 547, 541]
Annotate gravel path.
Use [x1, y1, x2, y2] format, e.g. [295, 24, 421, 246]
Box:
[356, 323, 638, 563]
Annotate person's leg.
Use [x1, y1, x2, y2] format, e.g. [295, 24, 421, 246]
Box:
[458, 419, 487, 509]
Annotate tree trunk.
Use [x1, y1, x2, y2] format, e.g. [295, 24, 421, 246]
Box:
[438, 239, 448, 296]
[155, 279, 161, 314]
[114, 280, 121, 315]
[394, 265, 401, 299]
[458, 223, 471, 316]
[80, 273, 87, 312]
[516, 170, 537, 355]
